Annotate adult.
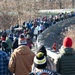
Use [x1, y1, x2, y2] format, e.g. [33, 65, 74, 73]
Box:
[1, 35, 8, 53]
[0, 48, 12, 75]
[56, 37, 75, 75]
[32, 45, 56, 72]
[29, 52, 59, 75]
[12, 37, 18, 50]
[8, 34, 35, 75]
[27, 34, 34, 49]
[18, 34, 27, 45]
[6, 36, 12, 56]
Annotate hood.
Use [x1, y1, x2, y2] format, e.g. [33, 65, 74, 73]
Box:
[14, 45, 30, 55]
[59, 47, 75, 55]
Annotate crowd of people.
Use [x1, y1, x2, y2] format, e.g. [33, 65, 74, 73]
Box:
[0, 11, 75, 75]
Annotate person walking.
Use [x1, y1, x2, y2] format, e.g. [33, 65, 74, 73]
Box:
[29, 52, 59, 75]
[8, 34, 35, 75]
[56, 37, 75, 75]
[1, 35, 8, 53]
[0, 48, 12, 75]
[6, 36, 12, 56]
[38, 45, 56, 70]
[52, 42, 57, 51]
[27, 34, 34, 49]
[12, 37, 18, 50]
[32, 45, 56, 72]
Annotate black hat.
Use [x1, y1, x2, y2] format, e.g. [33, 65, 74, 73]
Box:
[18, 34, 27, 45]
[34, 52, 47, 69]
[20, 34, 24, 38]
[37, 45, 47, 56]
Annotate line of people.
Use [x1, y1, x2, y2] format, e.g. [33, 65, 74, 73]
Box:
[0, 36, 75, 75]
[0, 11, 75, 75]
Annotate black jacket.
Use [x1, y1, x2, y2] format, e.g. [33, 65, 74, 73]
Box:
[1, 41, 8, 51]
[12, 38, 18, 50]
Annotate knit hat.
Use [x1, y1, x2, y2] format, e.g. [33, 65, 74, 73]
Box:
[37, 45, 47, 56]
[63, 37, 72, 48]
[34, 52, 47, 69]
[18, 34, 27, 45]
[20, 34, 25, 38]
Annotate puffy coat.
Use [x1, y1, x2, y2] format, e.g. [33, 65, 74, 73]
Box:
[56, 47, 75, 75]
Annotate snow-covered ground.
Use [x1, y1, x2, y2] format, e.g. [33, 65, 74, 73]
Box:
[38, 8, 75, 13]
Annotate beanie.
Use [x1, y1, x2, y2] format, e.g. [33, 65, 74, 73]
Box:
[63, 37, 72, 48]
[34, 52, 47, 69]
[37, 45, 47, 56]
[18, 34, 27, 45]
[20, 34, 25, 38]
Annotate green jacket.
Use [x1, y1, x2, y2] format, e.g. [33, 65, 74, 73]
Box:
[56, 47, 75, 75]
[6, 38, 12, 49]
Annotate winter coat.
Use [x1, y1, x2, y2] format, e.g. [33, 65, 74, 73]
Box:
[6, 38, 12, 50]
[56, 47, 75, 75]
[29, 68, 59, 75]
[8, 45, 35, 75]
[32, 56, 56, 72]
[0, 40, 2, 48]
[27, 38, 33, 49]
[12, 38, 18, 50]
[34, 26, 39, 35]
[1, 41, 8, 52]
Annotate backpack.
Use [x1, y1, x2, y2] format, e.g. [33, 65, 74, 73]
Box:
[29, 68, 60, 75]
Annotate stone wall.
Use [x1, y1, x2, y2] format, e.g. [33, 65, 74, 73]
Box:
[37, 17, 75, 50]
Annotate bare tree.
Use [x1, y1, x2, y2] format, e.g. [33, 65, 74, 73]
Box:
[48, 0, 52, 9]
[0, 0, 18, 29]
[50, 0, 54, 9]
[41, 0, 45, 9]
[15, 0, 21, 25]
[0, 12, 17, 29]
[59, 0, 62, 9]
[72, 0, 74, 8]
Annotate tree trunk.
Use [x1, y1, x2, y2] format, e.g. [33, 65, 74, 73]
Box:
[72, 0, 74, 8]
